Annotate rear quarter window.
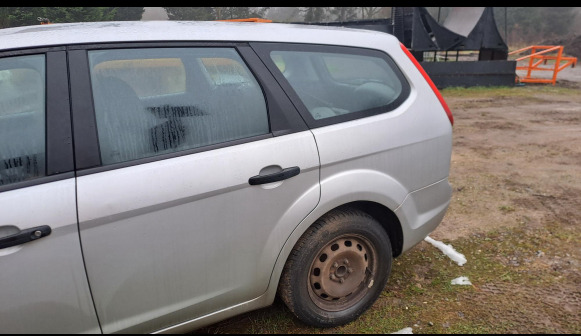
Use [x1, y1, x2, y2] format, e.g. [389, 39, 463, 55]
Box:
[252, 43, 410, 127]
[271, 50, 405, 120]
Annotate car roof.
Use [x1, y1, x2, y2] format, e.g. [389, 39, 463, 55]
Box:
[0, 21, 396, 52]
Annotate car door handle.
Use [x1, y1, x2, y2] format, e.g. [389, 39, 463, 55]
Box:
[248, 166, 301, 185]
[0, 225, 52, 249]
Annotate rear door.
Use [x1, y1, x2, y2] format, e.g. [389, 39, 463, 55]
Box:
[70, 43, 320, 333]
[0, 50, 100, 333]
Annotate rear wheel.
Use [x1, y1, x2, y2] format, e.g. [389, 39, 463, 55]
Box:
[278, 208, 392, 327]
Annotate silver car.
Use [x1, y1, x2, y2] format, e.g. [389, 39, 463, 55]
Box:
[0, 21, 453, 333]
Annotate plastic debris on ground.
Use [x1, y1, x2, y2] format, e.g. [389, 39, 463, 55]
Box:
[424, 236, 467, 266]
[391, 327, 413, 334]
[450, 276, 472, 285]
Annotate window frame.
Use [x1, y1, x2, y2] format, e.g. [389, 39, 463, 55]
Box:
[0, 47, 74, 193]
[68, 42, 308, 175]
[250, 42, 411, 129]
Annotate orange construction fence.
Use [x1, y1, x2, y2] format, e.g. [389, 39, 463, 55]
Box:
[508, 45, 577, 85]
[37, 17, 51, 25]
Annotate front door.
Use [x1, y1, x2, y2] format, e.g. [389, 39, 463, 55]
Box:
[0, 51, 100, 333]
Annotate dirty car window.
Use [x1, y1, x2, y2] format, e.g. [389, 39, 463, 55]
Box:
[88, 48, 269, 165]
[0, 55, 46, 186]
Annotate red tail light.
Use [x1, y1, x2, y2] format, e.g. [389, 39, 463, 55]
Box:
[400, 43, 454, 126]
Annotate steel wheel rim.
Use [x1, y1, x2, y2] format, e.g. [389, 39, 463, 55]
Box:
[307, 234, 377, 311]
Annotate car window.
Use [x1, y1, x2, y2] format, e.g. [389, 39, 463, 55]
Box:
[88, 48, 269, 165]
[0, 55, 46, 186]
[322, 54, 395, 84]
[93, 58, 186, 98]
[200, 57, 250, 85]
[270, 50, 404, 120]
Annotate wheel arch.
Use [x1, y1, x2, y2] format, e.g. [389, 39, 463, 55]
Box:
[261, 167, 410, 307]
[338, 201, 403, 258]
[264, 199, 404, 305]
[276, 206, 394, 326]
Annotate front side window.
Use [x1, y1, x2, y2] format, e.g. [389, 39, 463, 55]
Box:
[0, 55, 46, 186]
[89, 48, 269, 165]
[269, 49, 406, 120]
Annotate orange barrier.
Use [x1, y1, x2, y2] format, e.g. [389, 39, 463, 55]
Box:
[216, 18, 272, 23]
[509, 45, 577, 85]
[37, 17, 51, 25]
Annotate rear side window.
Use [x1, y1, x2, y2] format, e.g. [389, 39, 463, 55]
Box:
[88, 48, 269, 165]
[0, 55, 46, 186]
[271, 50, 405, 120]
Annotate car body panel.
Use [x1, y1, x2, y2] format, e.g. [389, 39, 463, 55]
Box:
[396, 178, 452, 251]
[76, 132, 320, 333]
[0, 21, 453, 333]
[0, 21, 436, 53]
[0, 179, 101, 333]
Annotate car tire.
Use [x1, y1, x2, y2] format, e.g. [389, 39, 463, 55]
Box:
[278, 208, 392, 327]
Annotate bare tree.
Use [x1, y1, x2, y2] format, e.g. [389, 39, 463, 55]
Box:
[301, 7, 328, 22]
[330, 7, 358, 21]
[360, 7, 382, 19]
[265, 7, 301, 22]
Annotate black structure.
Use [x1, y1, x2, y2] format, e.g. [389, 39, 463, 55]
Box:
[408, 7, 514, 88]
[410, 7, 508, 60]
[421, 60, 516, 88]
[295, 7, 516, 88]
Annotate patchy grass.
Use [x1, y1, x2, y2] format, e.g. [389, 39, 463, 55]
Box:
[498, 205, 515, 213]
[441, 85, 579, 98]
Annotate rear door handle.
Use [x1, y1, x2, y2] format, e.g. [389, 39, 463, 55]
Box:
[249, 166, 301, 185]
[0, 225, 51, 249]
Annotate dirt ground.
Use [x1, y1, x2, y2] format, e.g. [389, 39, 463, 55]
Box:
[426, 69, 581, 333]
[196, 67, 581, 334]
[424, 68, 581, 333]
[435, 68, 581, 241]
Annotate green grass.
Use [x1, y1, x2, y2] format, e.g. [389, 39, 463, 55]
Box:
[498, 205, 515, 213]
[441, 85, 579, 98]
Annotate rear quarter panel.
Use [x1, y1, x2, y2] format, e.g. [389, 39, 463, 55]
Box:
[262, 34, 453, 304]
